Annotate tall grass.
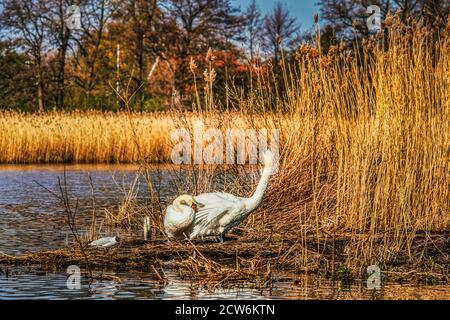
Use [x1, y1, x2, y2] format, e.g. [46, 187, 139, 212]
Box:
[253, 16, 450, 269]
[0, 110, 174, 163]
[0, 110, 281, 164]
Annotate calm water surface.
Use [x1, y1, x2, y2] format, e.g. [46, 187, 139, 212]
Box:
[0, 165, 448, 300]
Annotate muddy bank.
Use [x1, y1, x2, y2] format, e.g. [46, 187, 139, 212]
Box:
[1, 233, 448, 286]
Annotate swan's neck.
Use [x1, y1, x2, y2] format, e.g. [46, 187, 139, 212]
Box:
[244, 166, 272, 213]
[169, 204, 194, 230]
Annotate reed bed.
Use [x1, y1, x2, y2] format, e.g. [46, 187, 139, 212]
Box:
[0, 110, 174, 163]
[257, 16, 450, 270]
[0, 110, 284, 164]
[1, 15, 449, 280]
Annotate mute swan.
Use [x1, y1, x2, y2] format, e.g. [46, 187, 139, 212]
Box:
[164, 150, 275, 241]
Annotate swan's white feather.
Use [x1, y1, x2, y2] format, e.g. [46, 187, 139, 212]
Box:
[164, 204, 195, 239]
[190, 192, 246, 239]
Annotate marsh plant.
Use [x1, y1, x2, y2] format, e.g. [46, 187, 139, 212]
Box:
[170, 120, 280, 171]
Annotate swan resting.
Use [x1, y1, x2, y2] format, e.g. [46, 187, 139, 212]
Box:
[164, 150, 275, 241]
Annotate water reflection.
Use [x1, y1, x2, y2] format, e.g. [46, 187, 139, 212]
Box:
[1, 270, 449, 300]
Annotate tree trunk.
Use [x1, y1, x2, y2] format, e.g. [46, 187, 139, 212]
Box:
[56, 0, 69, 109]
[57, 45, 67, 108]
[36, 57, 44, 113]
[37, 79, 44, 113]
[136, 28, 145, 109]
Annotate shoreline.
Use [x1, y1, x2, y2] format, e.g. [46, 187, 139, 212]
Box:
[1, 233, 448, 286]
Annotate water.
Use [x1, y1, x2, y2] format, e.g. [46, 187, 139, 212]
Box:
[1, 270, 448, 300]
[0, 165, 448, 300]
[0, 164, 148, 254]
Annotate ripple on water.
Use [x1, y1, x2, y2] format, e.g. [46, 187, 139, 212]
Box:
[0, 165, 171, 255]
[1, 271, 449, 300]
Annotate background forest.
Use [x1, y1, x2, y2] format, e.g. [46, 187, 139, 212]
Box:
[0, 0, 448, 112]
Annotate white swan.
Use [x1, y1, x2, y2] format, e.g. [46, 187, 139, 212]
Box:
[164, 150, 275, 241]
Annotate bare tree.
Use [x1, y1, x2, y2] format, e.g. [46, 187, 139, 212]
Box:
[320, 0, 412, 40]
[319, 0, 449, 42]
[0, 0, 49, 112]
[71, 0, 117, 100]
[47, 0, 73, 109]
[244, 0, 263, 60]
[421, 0, 450, 28]
[114, 0, 160, 105]
[164, 0, 243, 98]
[263, 2, 300, 65]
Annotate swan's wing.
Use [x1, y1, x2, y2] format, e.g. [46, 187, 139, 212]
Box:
[190, 193, 242, 238]
[164, 205, 175, 223]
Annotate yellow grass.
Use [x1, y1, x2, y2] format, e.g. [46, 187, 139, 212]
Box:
[0, 110, 174, 163]
[0, 110, 280, 163]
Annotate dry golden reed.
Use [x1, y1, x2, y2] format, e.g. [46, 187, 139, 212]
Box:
[0, 111, 173, 163]
[0, 111, 278, 164]
[249, 17, 450, 269]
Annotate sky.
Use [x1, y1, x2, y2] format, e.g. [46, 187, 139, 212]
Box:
[233, 0, 321, 32]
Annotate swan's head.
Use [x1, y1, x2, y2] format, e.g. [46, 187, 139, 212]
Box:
[262, 150, 274, 167]
[261, 150, 278, 174]
[173, 195, 203, 213]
